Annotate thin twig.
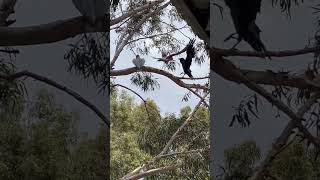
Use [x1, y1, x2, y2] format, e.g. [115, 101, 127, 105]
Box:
[113, 84, 153, 120]
[0, 71, 109, 127]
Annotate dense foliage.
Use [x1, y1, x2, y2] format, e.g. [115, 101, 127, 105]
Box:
[110, 89, 209, 179]
[0, 89, 108, 180]
[217, 140, 320, 180]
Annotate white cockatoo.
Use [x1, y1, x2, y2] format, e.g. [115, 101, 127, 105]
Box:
[132, 55, 145, 68]
[72, 0, 107, 23]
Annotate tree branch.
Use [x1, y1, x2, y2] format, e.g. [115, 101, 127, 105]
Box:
[211, 57, 320, 90]
[212, 46, 320, 58]
[0, 71, 109, 127]
[110, 0, 165, 26]
[113, 84, 155, 121]
[250, 93, 320, 180]
[158, 92, 209, 156]
[156, 147, 209, 159]
[0, 16, 108, 46]
[110, 2, 170, 67]
[121, 92, 209, 180]
[211, 54, 320, 157]
[126, 164, 179, 180]
[111, 66, 209, 90]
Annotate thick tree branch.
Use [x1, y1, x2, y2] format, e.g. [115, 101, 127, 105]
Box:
[0, 71, 109, 127]
[211, 57, 320, 90]
[156, 147, 209, 159]
[0, 16, 108, 46]
[212, 46, 320, 58]
[111, 66, 209, 90]
[126, 165, 179, 180]
[211, 53, 320, 157]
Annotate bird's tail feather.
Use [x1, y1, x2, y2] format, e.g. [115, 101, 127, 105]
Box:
[246, 23, 271, 59]
[186, 70, 193, 78]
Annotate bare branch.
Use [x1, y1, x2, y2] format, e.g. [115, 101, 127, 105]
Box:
[111, 66, 209, 90]
[127, 26, 187, 44]
[0, 71, 109, 127]
[0, 16, 107, 46]
[211, 54, 320, 153]
[125, 164, 179, 180]
[158, 92, 209, 156]
[211, 57, 320, 90]
[156, 147, 209, 159]
[212, 46, 320, 58]
[178, 76, 209, 80]
[187, 88, 209, 107]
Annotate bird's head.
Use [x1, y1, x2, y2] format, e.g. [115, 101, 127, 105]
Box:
[136, 55, 140, 58]
[179, 58, 184, 61]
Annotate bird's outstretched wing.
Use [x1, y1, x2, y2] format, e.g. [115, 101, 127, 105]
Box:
[185, 39, 196, 68]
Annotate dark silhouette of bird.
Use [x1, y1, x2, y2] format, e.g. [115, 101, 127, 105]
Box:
[179, 39, 195, 78]
[224, 0, 267, 53]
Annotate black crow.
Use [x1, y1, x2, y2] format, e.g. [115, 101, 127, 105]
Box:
[179, 39, 195, 78]
[224, 0, 267, 53]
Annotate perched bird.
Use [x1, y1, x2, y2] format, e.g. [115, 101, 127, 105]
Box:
[72, 0, 107, 24]
[132, 55, 145, 68]
[153, 51, 173, 64]
[224, 0, 267, 53]
[179, 39, 195, 78]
